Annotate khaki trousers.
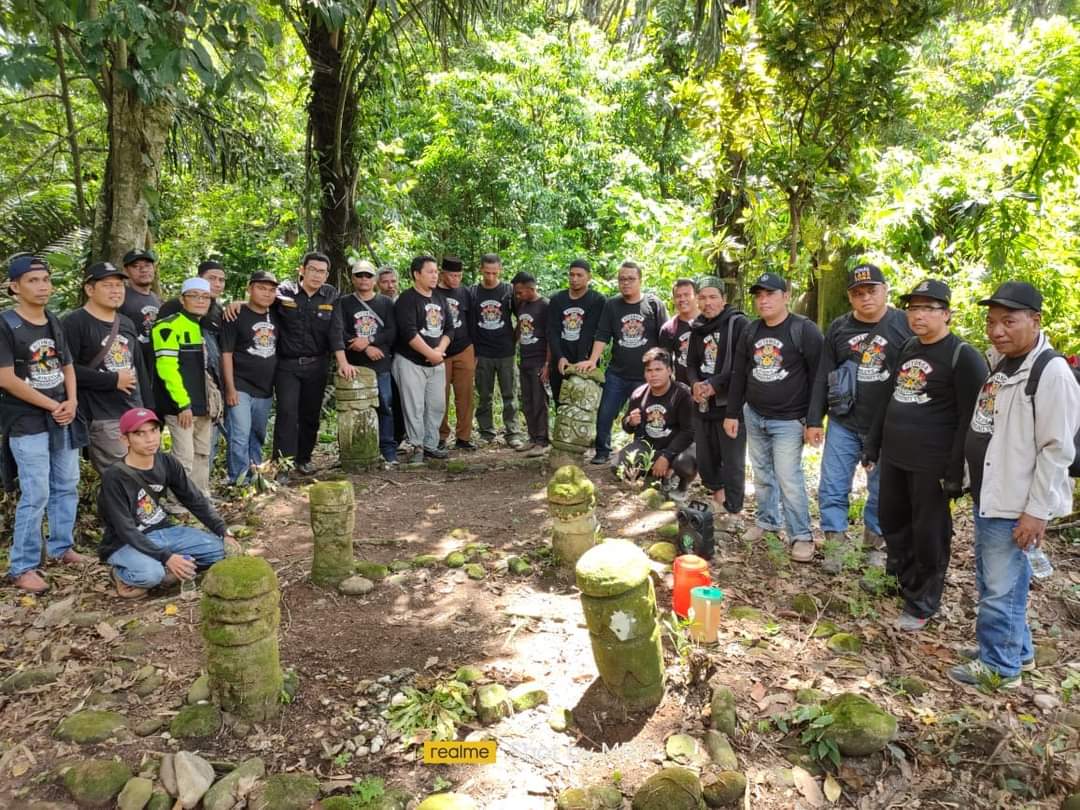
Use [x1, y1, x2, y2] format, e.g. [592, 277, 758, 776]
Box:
[440, 344, 476, 442]
[88, 419, 126, 474]
[165, 414, 214, 495]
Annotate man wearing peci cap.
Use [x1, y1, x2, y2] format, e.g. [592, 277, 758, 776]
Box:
[949, 281, 1080, 687]
[99, 408, 239, 599]
[62, 262, 155, 472]
[0, 256, 89, 594]
[437, 256, 478, 453]
[338, 260, 398, 464]
[221, 270, 280, 483]
[863, 280, 986, 631]
[808, 262, 913, 572]
[119, 249, 162, 354]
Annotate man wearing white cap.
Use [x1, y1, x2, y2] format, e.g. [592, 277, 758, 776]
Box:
[150, 277, 222, 494]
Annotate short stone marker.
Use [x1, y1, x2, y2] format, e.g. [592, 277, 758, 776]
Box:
[309, 480, 356, 588]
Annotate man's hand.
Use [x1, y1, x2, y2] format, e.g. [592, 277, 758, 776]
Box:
[722, 418, 740, 439]
[338, 362, 358, 379]
[651, 455, 671, 478]
[804, 426, 824, 447]
[52, 399, 77, 425]
[626, 408, 642, 427]
[539, 365, 549, 384]
[427, 349, 445, 366]
[177, 408, 194, 429]
[364, 346, 384, 362]
[116, 369, 137, 394]
[942, 479, 964, 501]
[225, 387, 240, 408]
[558, 358, 571, 374]
[222, 301, 244, 322]
[692, 381, 714, 403]
[348, 336, 370, 353]
[575, 359, 597, 373]
[165, 554, 197, 581]
[1013, 512, 1048, 551]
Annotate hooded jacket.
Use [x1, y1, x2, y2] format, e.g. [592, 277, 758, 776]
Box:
[686, 306, 749, 421]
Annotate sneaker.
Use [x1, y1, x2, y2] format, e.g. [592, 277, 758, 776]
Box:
[397, 440, 414, 453]
[947, 660, 1021, 690]
[790, 540, 815, 563]
[896, 612, 931, 632]
[56, 548, 92, 565]
[589, 452, 610, 465]
[424, 447, 449, 460]
[274, 470, 290, 486]
[865, 549, 888, 569]
[296, 461, 317, 475]
[743, 525, 768, 543]
[383, 459, 400, 470]
[407, 448, 425, 465]
[715, 512, 741, 532]
[112, 569, 147, 600]
[437, 439, 448, 452]
[455, 440, 478, 452]
[508, 437, 527, 451]
[864, 528, 886, 550]
[13, 570, 49, 594]
[958, 647, 1035, 673]
[524, 443, 548, 457]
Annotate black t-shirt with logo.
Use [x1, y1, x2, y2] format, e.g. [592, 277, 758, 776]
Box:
[439, 286, 474, 357]
[621, 381, 694, 459]
[659, 316, 694, 385]
[62, 308, 145, 420]
[726, 314, 824, 421]
[595, 295, 668, 381]
[220, 305, 279, 398]
[516, 297, 549, 368]
[548, 288, 606, 366]
[338, 293, 396, 373]
[880, 333, 986, 476]
[119, 288, 162, 346]
[394, 288, 453, 366]
[965, 352, 1027, 505]
[0, 311, 72, 435]
[472, 282, 515, 359]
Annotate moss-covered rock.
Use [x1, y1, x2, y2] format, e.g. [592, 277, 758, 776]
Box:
[388, 560, 412, 572]
[631, 767, 704, 810]
[509, 683, 548, 711]
[186, 673, 211, 704]
[507, 556, 532, 576]
[117, 777, 153, 810]
[310, 481, 356, 587]
[575, 540, 652, 597]
[146, 792, 172, 810]
[249, 774, 321, 810]
[894, 676, 928, 697]
[639, 488, 666, 510]
[822, 693, 897, 756]
[710, 686, 738, 737]
[338, 576, 375, 596]
[444, 552, 466, 569]
[665, 733, 709, 767]
[579, 578, 657, 644]
[790, 593, 819, 619]
[202, 758, 265, 810]
[547, 465, 597, 508]
[62, 759, 132, 807]
[415, 794, 478, 810]
[475, 684, 513, 724]
[203, 556, 277, 600]
[811, 620, 840, 638]
[727, 606, 762, 622]
[556, 785, 623, 809]
[826, 633, 862, 654]
[464, 563, 486, 580]
[704, 730, 738, 770]
[1061, 793, 1080, 810]
[548, 707, 575, 732]
[453, 665, 484, 684]
[647, 542, 677, 563]
[795, 688, 827, 705]
[170, 703, 222, 739]
[446, 459, 469, 474]
[355, 561, 389, 580]
[55, 710, 127, 744]
[413, 554, 441, 568]
[702, 771, 746, 807]
[656, 522, 679, 540]
[1, 664, 63, 694]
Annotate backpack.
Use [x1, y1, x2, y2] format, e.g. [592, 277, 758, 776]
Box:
[1025, 350, 1080, 478]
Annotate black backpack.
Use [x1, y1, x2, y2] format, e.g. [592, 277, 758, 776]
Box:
[1025, 350, 1080, 478]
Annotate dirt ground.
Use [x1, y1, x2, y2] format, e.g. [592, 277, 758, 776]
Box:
[1, 443, 1078, 809]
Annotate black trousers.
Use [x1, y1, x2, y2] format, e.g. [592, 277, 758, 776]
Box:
[550, 364, 564, 409]
[613, 439, 696, 492]
[391, 375, 406, 443]
[879, 457, 952, 619]
[694, 416, 747, 513]
[520, 363, 550, 444]
[273, 358, 328, 465]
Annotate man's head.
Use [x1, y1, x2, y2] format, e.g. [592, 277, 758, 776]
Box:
[180, 277, 213, 317]
[979, 281, 1043, 358]
[642, 346, 673, 390]
[197, 260, 227, 300]
[900, 279, 951, 339]
[299, 251, 331, 293]
[512, 271, 538, 303]
[847, 263, 889, 321]
[672, 278, 698, 318]
[376, 267, 398, 297]
[248, 270, 278, 309]
[617, 261, 642, 300]
[8, 255, 51, 305]
[439, 256, 464, 289]
[749, 272, 790, 322]
[83, 262, 127, 311]
[696, 276, 726, 319]
[119, 408, 162, 456]
[480, 253, 502, 288]
[122, 249, 157, 290]
[410, 255, 439, 293]
[568, 258, 591, 294]
[351, 260, 376, 295]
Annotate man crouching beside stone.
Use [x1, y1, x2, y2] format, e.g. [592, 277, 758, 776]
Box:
[98, 407, 239, 598]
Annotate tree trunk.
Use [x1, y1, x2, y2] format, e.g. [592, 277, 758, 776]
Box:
[52, 29, 87, 228]
[711, 151, 749, 302]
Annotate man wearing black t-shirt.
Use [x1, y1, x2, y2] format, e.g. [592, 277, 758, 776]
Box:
[659, 278, 699, 386]
[864, 280, 986, 631]
[547, 258, 605, 406]
[724, 272, 823, 563]
[808, 263, 913, 568]
[437, 257, 478, 452]
[512, 272, 550, 455]
[339, 260, 397, 464]
[62, 261, 153, 472]
[221, 270, 280, 483]
[580, 260, 668, 464]
[118, 248, 162, 358]
[472, 253, 525, 448]
[393, 255, 454, 462]
[0, 256, 88, 594]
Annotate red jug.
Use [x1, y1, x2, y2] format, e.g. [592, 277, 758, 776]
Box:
[672, 555, 711, 618]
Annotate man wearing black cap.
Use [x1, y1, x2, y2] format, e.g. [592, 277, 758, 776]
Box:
[808, 262, 913, 572]
[472, 253, 525, 448]
[0, 256, 88, 594]
[338, 260, 398, 464]
[221, 270, 281, 483]
[949, 281, 1080, 687]
[863, 280, 986, 631]
[437, 257, 478, 452]
[119, 249, 162, 353]
[62, 262, 154, 472]
[724, 272, 823, 562]
[547, 259, 606, 406]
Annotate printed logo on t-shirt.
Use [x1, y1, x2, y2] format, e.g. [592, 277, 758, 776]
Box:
[849, 333, 891, 382]
[134, 487, 166, 530]
[421, 303, 445, 339]
[446, 297, 462, 329]
[247, 321, 277, 358]
[971, 372, 1005, 434]
[479, 299, 504, 330]
[138, 305, 158, 342]
[751, 338, 787, 382]
[353, 310, 379, 340]
[519, 314, 538, 345]
[893, 359, 932, 405]
[561, 307, 584, 341]
[618, 314, 647, 348]
[700, 334, 718, 374]
[644, 404, 671, 439]
[101, 334, 134, 373]
[676, 331, 691, 368]
[27, 338, 63, 389]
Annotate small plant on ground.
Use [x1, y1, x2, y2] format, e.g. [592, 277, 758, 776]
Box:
[387, 678, 476, 741]
[859, 565, 898, 595]
[847, 493, 867, 523]
[661, 610, 694, 667]
[615, 446, 656, 485]
[775, 703, 842, 767]
[764, 532, 789, 568]
[1060, 669, 1080, 703]
[432, 775, 452, 792]
[349, 776, 385, 808]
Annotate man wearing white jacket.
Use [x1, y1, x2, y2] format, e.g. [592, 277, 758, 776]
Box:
[950, 281, 1080, 688]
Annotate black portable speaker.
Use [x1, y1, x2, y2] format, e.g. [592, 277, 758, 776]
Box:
[677, 499, 715, 559]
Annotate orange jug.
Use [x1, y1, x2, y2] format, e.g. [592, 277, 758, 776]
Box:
[672, 555, 711, 618]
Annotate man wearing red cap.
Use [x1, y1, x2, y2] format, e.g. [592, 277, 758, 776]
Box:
[99, 407, 238, 598]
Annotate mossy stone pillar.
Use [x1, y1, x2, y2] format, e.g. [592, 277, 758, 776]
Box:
[336, 369, 380, 471]
[576, 540, 665, 709]
[201, 557, 283, 722]
[547, 465, 599, 567]
[550, 369, 604, 469]
[309, 481, 356, 587]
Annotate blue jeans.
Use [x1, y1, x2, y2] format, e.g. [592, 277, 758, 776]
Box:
[974, 515, 1033, 677]
[595, 371, 640, 455]
[107, 525, 225, 588]
[8, 430, 80, 577]
[375, 371, 397, 462]
[744, 405, 812, 542]
[818, 419, 881, 536]
[225, 391, 272, 483]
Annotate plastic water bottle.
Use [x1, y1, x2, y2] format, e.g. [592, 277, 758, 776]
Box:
[1027, 547, 1054, 579]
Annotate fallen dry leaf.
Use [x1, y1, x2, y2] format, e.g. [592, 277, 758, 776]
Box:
[163, 603, 179, 616]
[96, 622, 120, 642]
[750, 681, 767, 702]
[824, 773, 842, 802]
[792, 765, 825, 808]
